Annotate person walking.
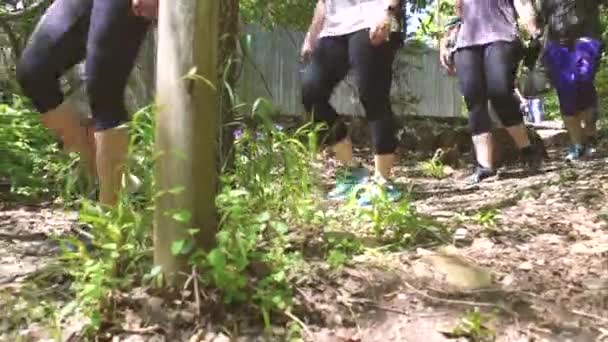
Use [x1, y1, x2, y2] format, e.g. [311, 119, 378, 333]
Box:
[16, 0, 158, 205]
[300, 0, 403, 206]
[536, 0, 605, 161]
[439, 0, 546, 183]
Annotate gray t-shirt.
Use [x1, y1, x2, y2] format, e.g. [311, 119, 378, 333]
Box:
[320, 0, 384, 38]
[456, 0, 519, 49]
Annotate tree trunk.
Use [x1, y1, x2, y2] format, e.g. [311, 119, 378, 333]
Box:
[154, 0, 220, 285]
[217, 0, 240, 171]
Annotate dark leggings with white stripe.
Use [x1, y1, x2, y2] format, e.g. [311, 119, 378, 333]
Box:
[16, 0, 151, 131]
[301, 29, 399, 154]
[455, 41, 524, 135]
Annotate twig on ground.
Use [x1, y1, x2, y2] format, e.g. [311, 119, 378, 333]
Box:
[111, 325, 165, 335]
[529, 325, 552, 335]
[364, 302, 448, 318]
[284, 311, 314, 341]
[0, 233, 47, 241]
[402, 280, 514, 315]
[427, 285, 538, 299]
[295, 286, 314, 304]
[192, 267, 201, 316]
[0, 274, 19, 285]
[181, 268, 203, 316]
[571, 309, 608, 323]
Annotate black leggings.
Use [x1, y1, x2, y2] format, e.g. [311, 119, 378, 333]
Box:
[16, 0, 150, 131]
[454, 41, 523, 135]
[302, 29, 398, 155]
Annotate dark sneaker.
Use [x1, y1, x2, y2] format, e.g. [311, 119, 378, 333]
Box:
[327, 166, 369, 201]
[565, 144, 585, 162]
[520, 143, 545, 172]
[356, 176, 403, 207]
[468, 166, 496, 184]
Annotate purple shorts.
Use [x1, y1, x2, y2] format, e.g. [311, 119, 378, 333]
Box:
[542, 37, 603, 117]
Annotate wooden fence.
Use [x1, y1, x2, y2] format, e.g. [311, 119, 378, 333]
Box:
[238, 25, 462, 118]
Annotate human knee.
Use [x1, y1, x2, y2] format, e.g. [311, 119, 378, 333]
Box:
[16, 53, 62, 112]
[555, 91, 578, 117]
[485, 75, 513, 103]
[575, 82, 597, 113]
[369, 116, 397, 155]
[301, 68, 328, 110]
[15, 54, 37, 92]
[359, 86, 392, 118]
[491, 99, 522, 127]
[87, 81, 129, 130]
[469, 107, 493, 136]
[327, 119, 349, 146]
[300, 69, 346, 144]
[487, 88, 522, 127]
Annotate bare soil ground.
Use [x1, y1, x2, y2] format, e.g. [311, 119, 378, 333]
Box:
[1, 129, 608, 341]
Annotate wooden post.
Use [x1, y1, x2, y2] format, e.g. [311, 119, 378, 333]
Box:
[154, 0, 220, 284]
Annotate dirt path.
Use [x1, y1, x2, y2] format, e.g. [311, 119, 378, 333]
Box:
[1, 144, 608, 341]
[310, 148, 608, 341]
[0, 203, 74, 285]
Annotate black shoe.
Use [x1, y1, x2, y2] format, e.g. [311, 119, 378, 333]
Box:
[520, 143, 545, 171]
[469, 166, 496, 184]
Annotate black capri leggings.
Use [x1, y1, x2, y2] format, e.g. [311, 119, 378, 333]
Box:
[16, 0, 150, 131]
[454, 41, 523, 135]
[302, 29, 399, 155]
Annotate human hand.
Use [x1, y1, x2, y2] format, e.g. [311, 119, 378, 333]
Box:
[301, 38, 314, 62]
[369, 10, 391, 46]
[132, 0, 158, 19]
[439, 44, 456, 75]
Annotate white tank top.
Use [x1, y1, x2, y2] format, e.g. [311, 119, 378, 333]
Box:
[320, 0, 385, 38]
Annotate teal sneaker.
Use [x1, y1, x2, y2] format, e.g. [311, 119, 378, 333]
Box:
[565, 144, 585, 162]
[327, 166, 369, 201]
[356, 176, 403, 207]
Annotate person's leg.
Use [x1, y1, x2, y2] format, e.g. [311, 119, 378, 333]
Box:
[574, 38, 603, 155]
[16, 0, 95, 176]
[485, 42, 528, 147]
[454, 46, 495, 183]
[301, 35, 358, 199]
[302, 36, 351, 155]
[485, 41, 544, 169]
[347, 30, 400, 204]
[579, 85, 598, 154]
[85, 0, 150, 205]
[543, 40, 586, 160]
[348, 30, 398, 179]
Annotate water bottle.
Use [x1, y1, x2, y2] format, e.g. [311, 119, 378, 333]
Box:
[527, 98, 544, 123]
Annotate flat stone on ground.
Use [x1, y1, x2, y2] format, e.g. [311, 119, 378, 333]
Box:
[411, 253, 493, 291]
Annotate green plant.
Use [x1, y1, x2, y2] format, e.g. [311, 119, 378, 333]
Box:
[285, 321, 304, 342]
[324, 235, 363, 269]
[165, 100, 324, 330]
[60, 199, 153, 332]
[352, 188, 445, 246]
[558, 168, 578, 184]
[418, 149, 447, 179]
[445, 308, 496, 341]
[56, 106, 156, 333]
[472, 208, 498, 229]
[0, 97, 81, 199]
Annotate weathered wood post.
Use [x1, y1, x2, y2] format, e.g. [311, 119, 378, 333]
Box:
[154, 0, 220, 284]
